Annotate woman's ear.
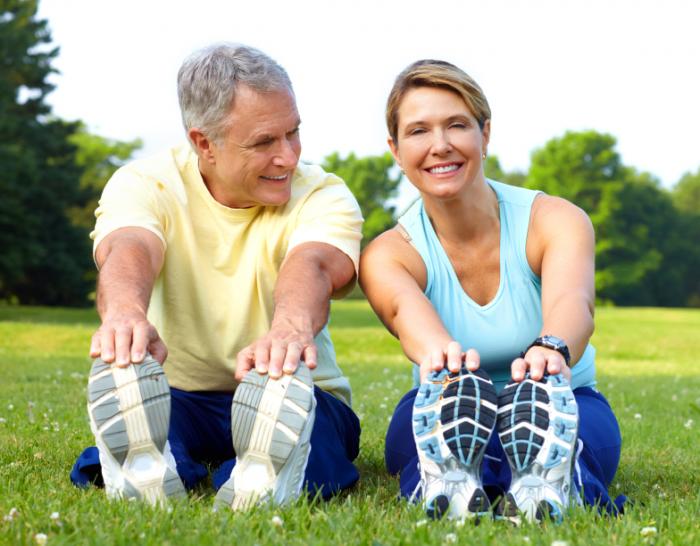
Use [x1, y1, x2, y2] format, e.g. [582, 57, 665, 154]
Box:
[387, 136, 402, 170]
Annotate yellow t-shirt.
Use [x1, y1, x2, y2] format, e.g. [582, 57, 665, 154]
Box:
[91, 144, 363, 406]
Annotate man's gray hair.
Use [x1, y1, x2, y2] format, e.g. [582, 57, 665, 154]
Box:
[177, 43, 293, 143]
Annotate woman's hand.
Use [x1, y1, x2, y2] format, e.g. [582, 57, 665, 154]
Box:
[510, 346, 571, 383]
[419, 341, 480, 383]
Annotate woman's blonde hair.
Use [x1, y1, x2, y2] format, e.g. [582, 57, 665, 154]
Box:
[386, 59, 491, 143]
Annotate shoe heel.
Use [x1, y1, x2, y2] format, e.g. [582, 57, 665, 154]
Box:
[87, 357, 185, 504]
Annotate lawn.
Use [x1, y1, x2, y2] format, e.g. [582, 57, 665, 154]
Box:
[1, 302, 699, 545]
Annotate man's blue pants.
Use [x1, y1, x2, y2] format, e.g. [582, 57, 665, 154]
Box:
[71, 385, 360, 499]
[385, 386, 626, 513]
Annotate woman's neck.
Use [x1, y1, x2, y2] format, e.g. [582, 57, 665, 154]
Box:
[421, 177, 500, 244]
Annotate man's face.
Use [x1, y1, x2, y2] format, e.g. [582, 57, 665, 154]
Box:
[204, 85, 301, 208]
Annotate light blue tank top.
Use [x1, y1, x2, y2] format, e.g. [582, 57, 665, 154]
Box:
[399, 179, 597, 393]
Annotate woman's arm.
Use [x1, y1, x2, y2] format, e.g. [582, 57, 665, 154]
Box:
[360, 228, 479, 381]
[514, 195, 596, 382]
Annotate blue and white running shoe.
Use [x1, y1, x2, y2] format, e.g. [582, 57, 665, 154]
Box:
[496, 373, 579, 523]
[411, 367, 498, 520]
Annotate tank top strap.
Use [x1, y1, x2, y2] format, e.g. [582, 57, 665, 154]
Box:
[486, 179, 541, 286]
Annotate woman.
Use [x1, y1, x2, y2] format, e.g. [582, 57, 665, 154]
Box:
[359, 60, 624, 523]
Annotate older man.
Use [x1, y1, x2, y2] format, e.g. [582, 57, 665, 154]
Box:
[70, 44, 363, 509]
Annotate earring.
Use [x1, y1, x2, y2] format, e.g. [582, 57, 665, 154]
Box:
[482, 152, 487, 160]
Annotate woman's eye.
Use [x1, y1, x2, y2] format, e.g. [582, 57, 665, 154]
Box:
[408, 128, 426, 136]
[450, 122, 467, 129]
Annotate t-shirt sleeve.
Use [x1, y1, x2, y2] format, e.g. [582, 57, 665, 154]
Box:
[287, 173, 363, 284]
[90, 167, 168, 262]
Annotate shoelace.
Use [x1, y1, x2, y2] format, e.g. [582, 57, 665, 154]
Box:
[408, 461, 423, 503]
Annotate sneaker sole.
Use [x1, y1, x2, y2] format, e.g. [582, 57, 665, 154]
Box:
[496, 373, 578, 523]
[412, 367, 498, 519]
[87, 357, 185, 505]
[214, 363, 315, 511]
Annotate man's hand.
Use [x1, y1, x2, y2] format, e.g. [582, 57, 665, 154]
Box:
[89, 311, 167, 366]
[235, 317, 317, 381]
[510, 346, 571, 383]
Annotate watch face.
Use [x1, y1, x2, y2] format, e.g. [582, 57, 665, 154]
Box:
[542, 335, 564, 349]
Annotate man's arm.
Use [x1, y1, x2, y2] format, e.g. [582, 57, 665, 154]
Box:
[89, 227, 167, 366]
[235, 241, 355, 381]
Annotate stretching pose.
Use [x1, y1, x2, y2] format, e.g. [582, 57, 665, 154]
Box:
[360, 60, 624, 522]
[71, 43, 362, 508]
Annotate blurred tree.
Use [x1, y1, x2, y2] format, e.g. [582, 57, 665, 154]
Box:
[0, 0, 139, 305]
[524, 130, 687, 306]
[322, 152, 401, 245]
[672, 168, 700, 214]
[671, 168, 700, 306]
[67, 126, 142, 230]
[484, 155, 525, 187]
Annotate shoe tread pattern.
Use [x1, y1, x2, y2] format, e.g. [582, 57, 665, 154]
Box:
[231, 364, 314, 473]
[497, 377, 550, 473]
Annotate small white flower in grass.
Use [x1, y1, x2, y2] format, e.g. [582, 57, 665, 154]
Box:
[3, 507, 19, 522]
[640, 526, 658, 538]
[0, 418, 6, 424]
[34, 533, 48, 545]
[685, 419, 694, 429]
[443, 533, 457, 544]
[7, 404, 14, 411]
[380, 404, 387, 409]
[671, 394, 678, 402]
[523, 538, 530, 543]
[271, 515, 283, 527]
[551, 541, 569, 546]
[49, 512, 61, 526]
[415, 519, 428, 528]
[634, 413, 642, 420]
[455, 518, 466, 528]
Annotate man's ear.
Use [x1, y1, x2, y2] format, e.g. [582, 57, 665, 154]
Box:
[188, 128, 216, 164]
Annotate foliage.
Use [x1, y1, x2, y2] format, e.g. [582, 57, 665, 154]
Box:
[67, 126, 142, 231]
[484, 155, 525, 186]
[0, 1, 139, 306]
[525, 130, 700, 306]
[322, 152, 402, 245]
[0, 0, 89, 304]
[672, 168, 700, 214]
[1, 302, 700, 544]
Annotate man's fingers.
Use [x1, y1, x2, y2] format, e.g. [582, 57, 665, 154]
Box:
[130, 323, 151, 363]
[511, 357, 527, 382]
[282, 342, 303, 374]
[267, 342, 287, 379]
[446, 341, 462, 373]
[235, 348, 255, 381]
[99, 328, 116, 363]
[254, 343, 270, 376]
[302, 344, 317, 369]
[465, 348, 480, 371]
[89, 333, 101, 359]
[114, 326, 133, 367]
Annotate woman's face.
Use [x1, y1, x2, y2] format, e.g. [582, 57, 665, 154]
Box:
[389, 86, 489, 200]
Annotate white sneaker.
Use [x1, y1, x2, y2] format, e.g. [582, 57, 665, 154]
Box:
[411, 367, 498, 520]
[214, 362, 316, 511]
[496, 373, 579, 524]
[87, 356, 186, 505]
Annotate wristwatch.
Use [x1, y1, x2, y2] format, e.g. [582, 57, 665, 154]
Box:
[524, 335, 571, 367]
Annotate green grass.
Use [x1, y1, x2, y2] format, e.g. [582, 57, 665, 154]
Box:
[1, 302, 699, 545]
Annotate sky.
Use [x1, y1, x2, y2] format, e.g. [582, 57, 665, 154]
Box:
[38, 0, 700, 199]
